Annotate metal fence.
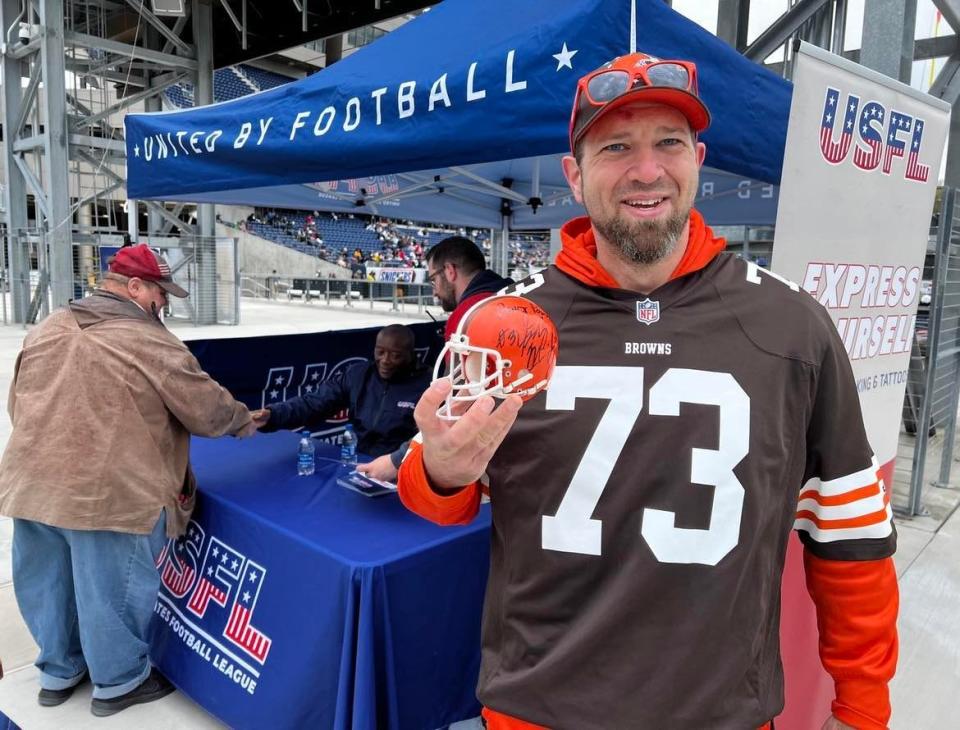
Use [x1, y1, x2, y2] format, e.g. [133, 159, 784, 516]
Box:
[899, 187, 960, 516]
[156, 236, 240, 326]
[0, 233, 239, 326]
[240, 274, 436, 316]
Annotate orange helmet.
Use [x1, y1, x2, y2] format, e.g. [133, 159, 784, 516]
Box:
[434, 295, 559, 420]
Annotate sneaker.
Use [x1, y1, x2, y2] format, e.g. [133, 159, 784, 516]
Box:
[38, 671, 89, 707]
[89, 669, 175, 717]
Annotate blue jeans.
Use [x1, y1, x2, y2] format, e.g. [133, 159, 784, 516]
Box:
[12, 511, 166, 700]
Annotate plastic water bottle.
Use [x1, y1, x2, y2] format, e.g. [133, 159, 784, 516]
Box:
[297, 431, 315, 476]
[340, 424, 358, 467]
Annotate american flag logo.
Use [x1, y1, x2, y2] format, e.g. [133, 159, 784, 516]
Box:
[819, 87, 859, 164]
[883, 111, 912, 175]
[224, 559, 272, 664]
[160, 523, 205, 598]
[636, 298, 660, 325]
[262, 366, 294, 408]
[853, 101, 885, 171]
[187, 538, 241, 618]
[297, 363, 327, 396]
[905, 118, 930, 182]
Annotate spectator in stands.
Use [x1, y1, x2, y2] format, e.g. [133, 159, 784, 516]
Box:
[426, 236, 512, 339]
[0, 244, 256, 716]
[251, 325, 429, 473]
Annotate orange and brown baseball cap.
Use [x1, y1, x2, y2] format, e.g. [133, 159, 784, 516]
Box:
[569, 52, 711, 152]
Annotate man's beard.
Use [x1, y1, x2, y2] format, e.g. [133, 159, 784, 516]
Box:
[438, 289, 458, 312]
[590, 203, 688, 266]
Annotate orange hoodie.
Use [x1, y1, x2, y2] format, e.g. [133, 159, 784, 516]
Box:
[397, 210, 897, 730]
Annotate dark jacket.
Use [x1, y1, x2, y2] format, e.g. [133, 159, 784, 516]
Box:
[444, 269, 514, 339]
[262, 361, 430, 458]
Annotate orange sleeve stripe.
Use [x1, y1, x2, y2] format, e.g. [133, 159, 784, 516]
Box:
[797, 483, 881, 506]
[481, 707, 548, 729]
[794, 507, 889, 530]
[396, 440, 482, 526]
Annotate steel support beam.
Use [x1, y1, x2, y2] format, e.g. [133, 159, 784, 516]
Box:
[860, 0, 917, 83]
[11, 155, 51, 221]
[744, 0, 831, 62]
[162, 11, 192, 55]
[14, 59, 42, 136]
[930, 52, 960, 101]
[763, 33, 957, 76]
[193, 0, 217, 324]
[12, 135, 45, 153]
[944, 97, 960, 189]
[832, 0, 848, 53]
[72, 73, 186, 130]
[717, 0, 750, 52]
[39, 0, 75, 307]
[122, 0, 192, 54]
[74, 149, 193, 235]
[67, 134, 127, 153]
[75, 181, 124, 210]
[2, 0, 33, 321]
[65, 31, 198, 69]
[144, 26, 166, 236]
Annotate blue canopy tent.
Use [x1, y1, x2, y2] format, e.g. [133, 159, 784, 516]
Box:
[182, 160, 779, 229]
[124, 0, 791, 232]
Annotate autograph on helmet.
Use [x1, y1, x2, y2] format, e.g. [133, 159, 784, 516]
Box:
[496, 325, 558, 370]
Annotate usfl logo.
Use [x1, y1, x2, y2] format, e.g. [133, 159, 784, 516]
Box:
[818, 86, 929, 182]
[155, 521, 272, 694]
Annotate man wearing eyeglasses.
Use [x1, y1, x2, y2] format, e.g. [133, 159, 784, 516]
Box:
[424, 236, 512, 341]
[398, 52, 897, 730]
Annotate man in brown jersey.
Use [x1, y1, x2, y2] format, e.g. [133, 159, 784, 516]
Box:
[397, 52, 898, 730]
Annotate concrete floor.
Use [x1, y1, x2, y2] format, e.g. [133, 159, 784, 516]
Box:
[0, 297, 958, 728]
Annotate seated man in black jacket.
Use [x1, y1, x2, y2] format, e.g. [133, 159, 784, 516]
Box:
[251, 325, 429, 473]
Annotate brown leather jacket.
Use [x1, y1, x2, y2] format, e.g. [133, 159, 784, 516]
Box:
[0, 291, 251, 537]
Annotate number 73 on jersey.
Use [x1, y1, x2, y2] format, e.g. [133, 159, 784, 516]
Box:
[540, 366, 750, 566]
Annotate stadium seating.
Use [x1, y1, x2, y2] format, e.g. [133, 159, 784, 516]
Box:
[239, 210, 553, 272]
[236, 64, 292, 91]
[164, 65, 292, 109]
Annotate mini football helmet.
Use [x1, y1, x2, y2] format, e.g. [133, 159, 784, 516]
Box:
[434, 294, 559, 420]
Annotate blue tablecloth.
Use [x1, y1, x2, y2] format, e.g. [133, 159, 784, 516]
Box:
[149, 431, 490, 730]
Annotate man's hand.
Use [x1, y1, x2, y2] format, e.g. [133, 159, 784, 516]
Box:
[414, 379, 523, 491]
[356, 454, 399, 482]
[820, 715, 855, 730]
[250, 408, 271, 429]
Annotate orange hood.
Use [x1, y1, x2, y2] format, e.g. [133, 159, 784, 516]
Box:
[555, 208, 726, 289]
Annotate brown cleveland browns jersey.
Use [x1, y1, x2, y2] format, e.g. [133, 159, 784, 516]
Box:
[471, 253, 896, 730]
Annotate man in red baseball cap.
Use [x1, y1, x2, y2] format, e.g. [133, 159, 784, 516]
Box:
[397, 50, 897, 730]
[104, 243, 188, 318]
[0, 242, 256, 716]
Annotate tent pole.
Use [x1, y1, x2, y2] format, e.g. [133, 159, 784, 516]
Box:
[499, 215, 510, 277]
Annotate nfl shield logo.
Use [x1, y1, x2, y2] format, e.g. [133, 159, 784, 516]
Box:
[636, 298, 660, 325]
